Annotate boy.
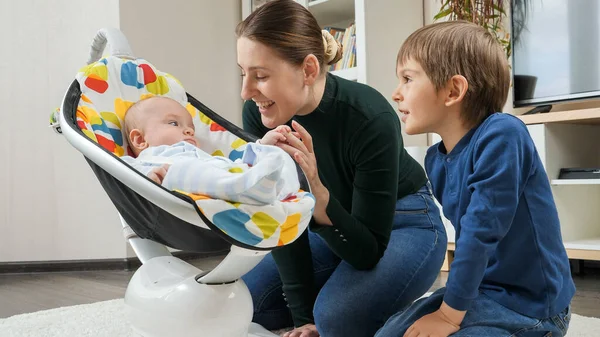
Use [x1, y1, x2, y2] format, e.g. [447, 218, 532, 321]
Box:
[121, 96, 299, 205]
[377, 21, 575, 337]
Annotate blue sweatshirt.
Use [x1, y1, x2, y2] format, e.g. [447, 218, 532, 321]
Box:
[425, 113, 575, 319]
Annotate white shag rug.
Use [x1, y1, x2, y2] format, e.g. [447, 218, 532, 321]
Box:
[0, 299, 597, 337]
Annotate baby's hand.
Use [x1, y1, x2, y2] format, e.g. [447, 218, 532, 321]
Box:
[147, 164, 170, 184]
[260, 125, 291, 145]
[274, 125, 292, 134]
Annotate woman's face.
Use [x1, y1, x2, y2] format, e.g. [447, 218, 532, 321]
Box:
[237, 37, 309, 129]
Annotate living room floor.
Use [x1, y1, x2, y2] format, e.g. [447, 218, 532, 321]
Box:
[1, 256, 599, 320]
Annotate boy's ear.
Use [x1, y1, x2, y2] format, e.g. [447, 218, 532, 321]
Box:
[302, 54, 321, 86]
[444, 75, 468, 107]
[129, 129, 148, 152]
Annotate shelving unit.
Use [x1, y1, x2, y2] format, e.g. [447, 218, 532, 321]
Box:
[551, 179, 600, 186]
[308, 0, 355, 27]
[523, 109, 600, 262]
[305, 0, 360, 82]
[518, 107, 600, 125]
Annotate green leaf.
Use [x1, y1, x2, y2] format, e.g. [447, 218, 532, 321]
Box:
[492, 3, 506, 15]
[434, 7, 454, 20]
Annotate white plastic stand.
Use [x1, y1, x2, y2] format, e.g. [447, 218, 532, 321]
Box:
[121, 218, 278, 337]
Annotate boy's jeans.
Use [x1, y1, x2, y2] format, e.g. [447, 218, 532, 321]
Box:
[375, 287, 571, 337]
[241, 183, 447, 337]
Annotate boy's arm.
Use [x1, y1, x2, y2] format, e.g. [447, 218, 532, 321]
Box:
[407, 118, 537, 337]
[444, 118, 536, 313]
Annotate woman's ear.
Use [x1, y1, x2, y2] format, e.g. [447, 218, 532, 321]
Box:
[302, 54, 321, 86]
[444, 75, 468, 107]
[129, 129, 148, 153]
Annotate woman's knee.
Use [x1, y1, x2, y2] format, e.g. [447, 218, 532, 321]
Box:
[313, 301, 354, 335]
[313, 292, 378, 336]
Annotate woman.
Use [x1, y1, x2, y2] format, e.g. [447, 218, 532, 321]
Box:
[236, 1, 447, 336]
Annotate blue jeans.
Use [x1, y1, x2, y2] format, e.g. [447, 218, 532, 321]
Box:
[375, 287, 572, 337]
[241, 183, 447, 337]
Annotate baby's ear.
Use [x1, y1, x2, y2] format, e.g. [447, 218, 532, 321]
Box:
[129, 129, 148, 152]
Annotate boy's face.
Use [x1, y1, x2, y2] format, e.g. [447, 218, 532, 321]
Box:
[392, 59, 448, 135]
[138, 98, 197, 148]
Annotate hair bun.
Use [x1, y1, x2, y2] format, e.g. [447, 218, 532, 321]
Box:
[322, 30, 343, 65]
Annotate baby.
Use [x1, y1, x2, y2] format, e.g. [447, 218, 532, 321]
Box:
[121, 96, 299, 205]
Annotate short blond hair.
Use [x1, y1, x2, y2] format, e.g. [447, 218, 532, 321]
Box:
[123, 99, 147, 141]
[398, 21, 510, 127]
[123, 96, 163, 145]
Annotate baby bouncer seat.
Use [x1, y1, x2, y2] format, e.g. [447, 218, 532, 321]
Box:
[51, 28, 315, 337]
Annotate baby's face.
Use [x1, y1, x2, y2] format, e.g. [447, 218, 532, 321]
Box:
[142, 99, 197, 147]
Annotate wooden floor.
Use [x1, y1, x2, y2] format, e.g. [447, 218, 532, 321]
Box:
[1, 256, 599, 319]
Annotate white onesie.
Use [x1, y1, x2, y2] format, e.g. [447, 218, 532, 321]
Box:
[121, 141, 300, 205]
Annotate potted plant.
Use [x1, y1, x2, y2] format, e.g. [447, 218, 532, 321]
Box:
[434, 0, 511, 58]
[434, 0, 535, 99]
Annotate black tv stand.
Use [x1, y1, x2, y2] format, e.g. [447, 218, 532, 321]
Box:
[522, 104, 553, 115]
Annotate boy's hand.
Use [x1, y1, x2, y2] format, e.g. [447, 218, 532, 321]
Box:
[404, 302, 464, 337]
[147, 164, 170, 184]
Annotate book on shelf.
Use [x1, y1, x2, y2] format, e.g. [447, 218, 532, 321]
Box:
[324, 23, 356, 71]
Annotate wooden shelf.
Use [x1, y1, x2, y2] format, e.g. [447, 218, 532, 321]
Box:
[551, 179, 600, 185]
[564, 238, 600, 251]
[330, 67, 358, 81]
[564, 238, 600, 260]
[517, 107, 600, 125]
[444, 239, 600, 270]
[308, 0, 355, 26]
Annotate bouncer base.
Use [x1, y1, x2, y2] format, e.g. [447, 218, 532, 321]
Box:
[124, 256, 277, 337]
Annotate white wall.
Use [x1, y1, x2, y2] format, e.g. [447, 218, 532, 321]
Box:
[119, 0, 242, 257]
[119, 0, 243, 126]
[365, 0, 428, 147]
[0, 0, 126, 262]
[0, 0, 243, 263]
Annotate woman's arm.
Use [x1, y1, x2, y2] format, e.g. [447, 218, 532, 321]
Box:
[315, 112, 401, 269]
[242, 102, 318, 328]
[280, 112, 401, 270]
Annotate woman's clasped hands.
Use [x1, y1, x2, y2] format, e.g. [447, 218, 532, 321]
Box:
[273, 121, 332, 226]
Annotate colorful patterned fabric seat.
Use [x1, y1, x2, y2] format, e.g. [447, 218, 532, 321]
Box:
[72, 55, 314, 249]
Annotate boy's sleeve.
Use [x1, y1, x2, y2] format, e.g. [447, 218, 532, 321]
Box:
[444, 119, 536, 311]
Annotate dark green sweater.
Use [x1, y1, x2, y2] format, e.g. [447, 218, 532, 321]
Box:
[242, 74, 427, 327]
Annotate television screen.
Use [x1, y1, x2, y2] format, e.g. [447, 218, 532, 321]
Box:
[512, 0, 600, 107]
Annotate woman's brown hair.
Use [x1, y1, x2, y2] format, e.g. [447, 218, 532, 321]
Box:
[236, 0, 343, 71]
